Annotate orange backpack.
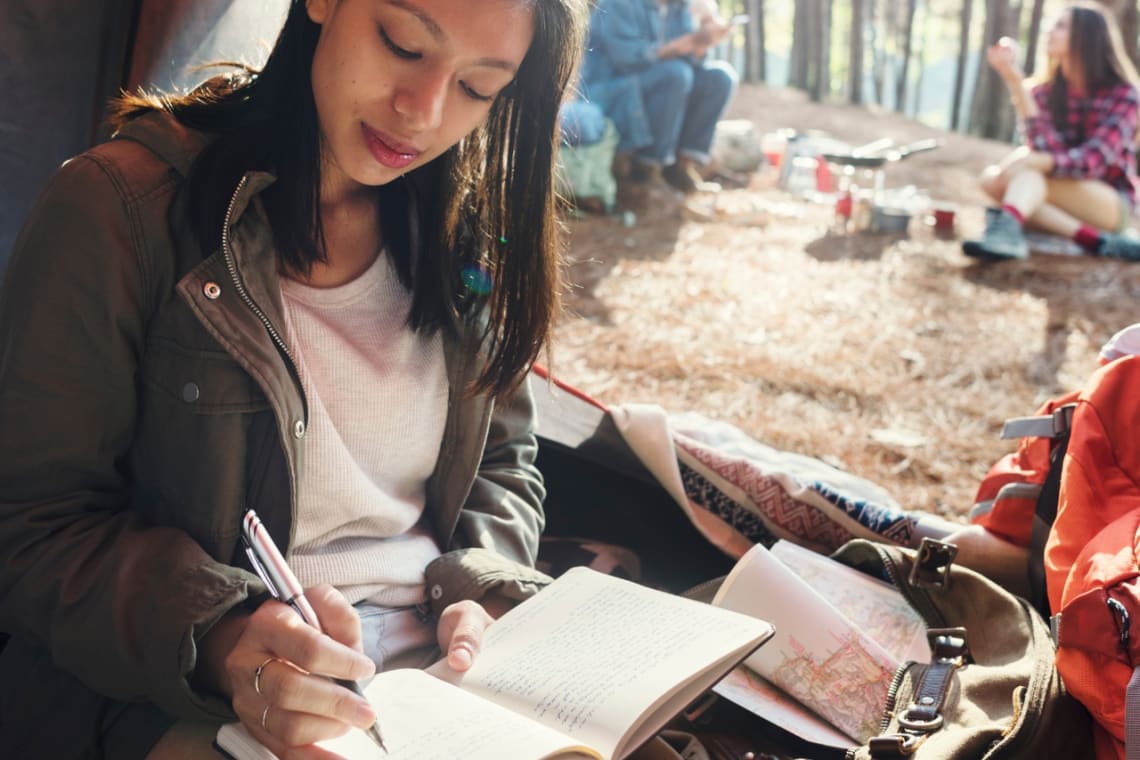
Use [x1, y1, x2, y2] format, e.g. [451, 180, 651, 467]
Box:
[971, 337, 1140, 760]
[1046, 354, 1140, 760]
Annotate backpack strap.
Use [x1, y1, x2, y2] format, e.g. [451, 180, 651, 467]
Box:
[1001, 405, 1077, 441]
[1020, 404, 1076, 620]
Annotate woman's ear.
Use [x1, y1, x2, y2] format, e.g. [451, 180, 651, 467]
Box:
[306, 0, 332, 24]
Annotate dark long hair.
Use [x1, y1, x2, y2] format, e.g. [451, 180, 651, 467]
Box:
[1046, 2, 1140, 129]
[112, 0, 587, 399]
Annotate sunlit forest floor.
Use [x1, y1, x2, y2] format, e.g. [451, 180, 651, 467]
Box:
[552, 82, 1140, 522]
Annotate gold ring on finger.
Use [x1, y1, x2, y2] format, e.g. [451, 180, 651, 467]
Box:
[254, 656, 278, 696]
[261, 704, 271, 731]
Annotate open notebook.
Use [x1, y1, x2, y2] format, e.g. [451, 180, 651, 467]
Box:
[216, 566, 774, 760]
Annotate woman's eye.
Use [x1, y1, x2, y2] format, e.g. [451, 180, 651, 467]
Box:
[461, 82, 494, 102]
[380, 27, 420, 60]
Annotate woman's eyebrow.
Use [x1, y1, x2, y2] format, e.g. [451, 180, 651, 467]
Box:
[386, 0, 520, 72]
[388, 0, 444, 40]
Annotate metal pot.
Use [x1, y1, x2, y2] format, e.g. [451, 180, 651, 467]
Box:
[871, 206, 911, 234]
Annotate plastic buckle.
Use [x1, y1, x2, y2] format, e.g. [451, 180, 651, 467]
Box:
[909, 538, 958, 591]
[1051, 404, 1076, 437]
[999, 403, 1076, 440]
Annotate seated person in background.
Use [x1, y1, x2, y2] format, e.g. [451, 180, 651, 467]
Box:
[557, 96, 621, 213]
[964, 2, 1140, 262]
[581, 0, 737, 194]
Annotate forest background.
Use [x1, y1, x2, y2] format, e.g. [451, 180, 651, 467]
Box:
[553, 0, 1140, 525]
[719, 0, 1139, 140]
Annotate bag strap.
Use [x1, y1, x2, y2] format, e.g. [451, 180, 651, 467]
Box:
[868, 628, 970, 759]
[1024, 403, 1076, 620]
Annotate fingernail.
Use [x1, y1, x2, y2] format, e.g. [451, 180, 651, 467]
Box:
[449, 646, 473, 670]
[356, 702, 376, 727]
[355, 657, 376, 677]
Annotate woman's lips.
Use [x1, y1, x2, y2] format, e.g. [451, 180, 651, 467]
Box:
[362, 124, 420, 169]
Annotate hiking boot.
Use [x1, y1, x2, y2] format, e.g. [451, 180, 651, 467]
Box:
[663, 160, 703, 194]
[1097, 231, 1140, 261]
[611, 152, 634, 182]
[962, 208, 1029, 261]
[629, 160, 661, 184]
[626, 162, 682, 197]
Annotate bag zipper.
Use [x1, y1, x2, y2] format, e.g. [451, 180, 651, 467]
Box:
[869, 542, 945, 628]
[844, 660, 914, 760]
[848, 542, 948, 759]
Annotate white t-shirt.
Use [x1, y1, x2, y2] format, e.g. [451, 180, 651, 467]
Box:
[280, 252, 448, 607]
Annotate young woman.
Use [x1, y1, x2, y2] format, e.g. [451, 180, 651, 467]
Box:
[964, 2, 1140, 261]
[0, 0, 585, 756]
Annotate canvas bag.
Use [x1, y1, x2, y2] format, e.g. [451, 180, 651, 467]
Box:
[835, 538, 1093, 760]
[677, 538, 1092, 760]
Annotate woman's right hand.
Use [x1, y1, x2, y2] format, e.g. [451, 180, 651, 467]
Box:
[987, 36, 1024, 83]
[200, 585, 377, 757]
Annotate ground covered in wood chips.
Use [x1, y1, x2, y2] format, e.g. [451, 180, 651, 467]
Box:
[552, 83, 1140, 523]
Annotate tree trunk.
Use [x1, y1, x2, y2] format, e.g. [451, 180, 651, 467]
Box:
[848, 0, 865, 103]
[743, 0, 765, 82]
[810, 0, 832, 101]
[869, 0, 885, 105]
[910, 2, 929, 117]
[950, 0, 973, 130]
[895, 0, 918, 112]
[1023, 0, 1045, 76]
[968, 0, 1021, 139]
[789, 0, 810, 89]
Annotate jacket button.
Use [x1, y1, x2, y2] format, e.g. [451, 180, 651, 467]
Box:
[203, 281, 222, 300]
[430, 584, 443, 600]
[181, 382, 200, 403]
[293, 420, 305, 439]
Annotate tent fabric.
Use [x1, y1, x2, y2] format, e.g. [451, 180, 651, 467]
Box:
[0, 0, 287, 274]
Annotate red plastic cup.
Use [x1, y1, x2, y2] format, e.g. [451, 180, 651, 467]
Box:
[933, 207, 956, 231]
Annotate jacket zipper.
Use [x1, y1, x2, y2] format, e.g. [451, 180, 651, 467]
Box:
[221, 175, 308, 548]
[221, 173, 298, 373]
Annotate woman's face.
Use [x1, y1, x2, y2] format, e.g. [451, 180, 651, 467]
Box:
[1046, 9, 1072, 62]
[306, 0, 535, 200]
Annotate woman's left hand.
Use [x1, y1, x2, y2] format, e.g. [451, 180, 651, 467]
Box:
[435, 600, 496, 671]
[435, 593, 515, 671]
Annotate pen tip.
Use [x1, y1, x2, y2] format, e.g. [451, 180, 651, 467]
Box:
[370, 725, 388, 754]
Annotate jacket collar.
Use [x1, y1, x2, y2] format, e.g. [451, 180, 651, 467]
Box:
[112, 110, 211, 178]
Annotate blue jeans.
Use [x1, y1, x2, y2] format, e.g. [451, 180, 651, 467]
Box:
[635, 58, 737, 166]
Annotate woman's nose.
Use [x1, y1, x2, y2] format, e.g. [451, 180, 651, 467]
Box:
[393, 69, 447, 132]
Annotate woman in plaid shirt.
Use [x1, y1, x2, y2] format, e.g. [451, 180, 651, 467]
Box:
[964, 2, 1140, 262]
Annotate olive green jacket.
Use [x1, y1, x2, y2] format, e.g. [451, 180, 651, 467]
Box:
[0, 112, 550, 753]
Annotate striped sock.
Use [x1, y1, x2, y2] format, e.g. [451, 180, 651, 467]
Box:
[1073, 224, 1103, 252]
